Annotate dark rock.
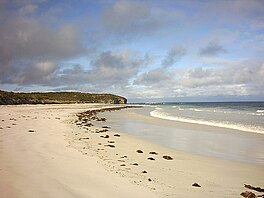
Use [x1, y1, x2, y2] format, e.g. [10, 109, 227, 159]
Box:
[120, 164, 126, 166]
[101, 135, 109, 138]
[84, 123, 93, 127]
[120, 155, 127, 158]
[102, 126, 110, 129]
[192, 183, 201, 187]
[137, 150, 144, 153]
[132, 163, 139, 166]
[142, 170, 147, 173]
[99, 129, 108, 133]
[79, 137, 89, 140]
[241, 191, 256, 198]
[149, 151, 158, 155]
[107, 144, 115, 148]
[114, 134, 120, 137]
[148, 157, 155, 160]
[163, 155, 173, 160]
[148, 178, 152, 182]
[28, 130, 35, 133]
[244, 184, 264, 192]
[108, 141, 115, 143]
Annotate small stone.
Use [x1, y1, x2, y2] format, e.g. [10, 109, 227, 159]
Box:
[114, 134, 120, 137]
[142, 170, 147, 173]
[163, 155, 173, 160]
[149, 151, 158, 155]
[148, 157, 155, 160]
[148, 178, 152, 182]
[108, 141, 115, 143]
[240, 191, 256, 198]
[132, 163, 139, 166]
[136, 150, 143, 153]
[120, 155, 127, 158]
[28, 130, 35, 133]
[192, 183, 201, 187]
[120, 164, 126, 166]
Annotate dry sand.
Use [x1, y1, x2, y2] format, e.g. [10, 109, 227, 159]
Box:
[0, 104, 263, 198]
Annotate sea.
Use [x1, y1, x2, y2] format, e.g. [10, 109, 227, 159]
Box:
[149, 102, 264, 134]
[100, 102, 264, 164]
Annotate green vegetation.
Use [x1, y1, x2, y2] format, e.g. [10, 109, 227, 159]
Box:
[0, 90, 127, 105]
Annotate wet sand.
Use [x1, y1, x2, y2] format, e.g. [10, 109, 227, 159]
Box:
[100, 107, 264, 164]
[0, 104, 263, 198]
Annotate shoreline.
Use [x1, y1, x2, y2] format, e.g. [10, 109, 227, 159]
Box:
[99, 107, 264, 165]
[1, 104, 263, 197]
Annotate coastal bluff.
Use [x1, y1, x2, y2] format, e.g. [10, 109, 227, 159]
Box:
[0, 90, 127, 105]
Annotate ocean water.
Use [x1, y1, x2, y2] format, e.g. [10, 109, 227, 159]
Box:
[149, 102, 264, 134]
[100, 102, 264, 164]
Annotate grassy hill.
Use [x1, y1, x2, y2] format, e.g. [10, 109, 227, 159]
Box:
[0, 90, 127, 105]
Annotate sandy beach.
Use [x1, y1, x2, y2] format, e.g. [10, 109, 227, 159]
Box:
[0, 104, 263, 198]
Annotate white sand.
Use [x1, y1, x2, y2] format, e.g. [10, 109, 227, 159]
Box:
[0, 104, 263, 198]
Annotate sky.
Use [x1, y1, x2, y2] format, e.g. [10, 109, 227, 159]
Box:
[0, 0, 264, 102]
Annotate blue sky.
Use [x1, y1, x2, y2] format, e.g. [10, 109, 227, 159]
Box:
[0, 0, 264, 102]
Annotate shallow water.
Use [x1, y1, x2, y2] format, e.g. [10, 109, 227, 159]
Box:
[100, 106, 264, 165]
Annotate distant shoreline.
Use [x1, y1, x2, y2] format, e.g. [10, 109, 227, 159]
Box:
[0, 90, 127, 105]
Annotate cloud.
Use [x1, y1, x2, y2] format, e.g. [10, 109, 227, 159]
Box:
[0, 3, 86, 85]
[3, 61, 58, 85]
[132, 59, 264, 99]
[134, 68, 173, 86]
[162, 47, 186, 67]
[199, 41, 227, 57]
[55, 49, 149, 88]
[180, 60, 264, 88]
[101, 0, 165, 38]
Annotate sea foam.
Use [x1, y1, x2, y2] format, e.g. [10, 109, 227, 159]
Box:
[150, 109, 264, 134]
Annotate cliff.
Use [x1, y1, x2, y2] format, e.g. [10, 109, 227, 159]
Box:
[0, 90, 127, 105]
